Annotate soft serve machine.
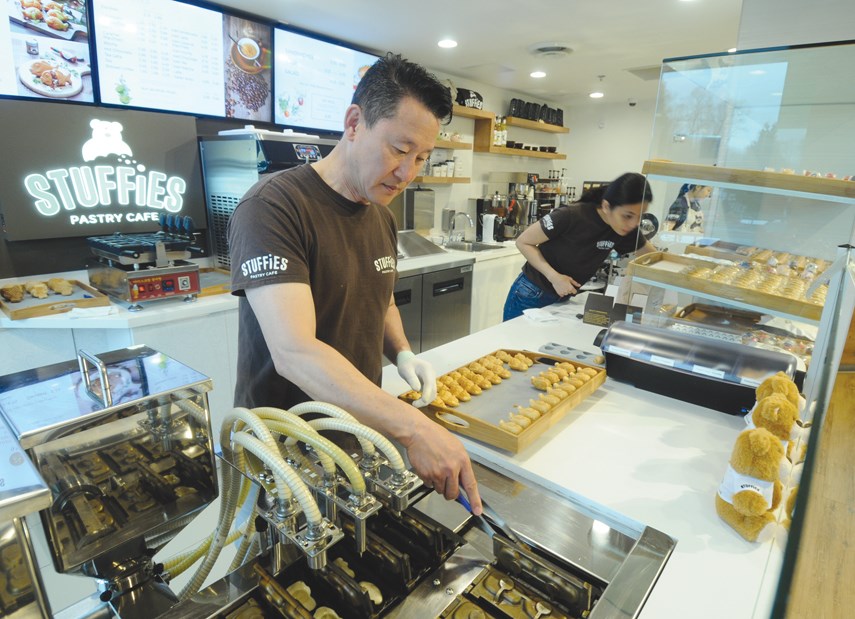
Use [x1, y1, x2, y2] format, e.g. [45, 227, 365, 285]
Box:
[0, 348, 674, 619]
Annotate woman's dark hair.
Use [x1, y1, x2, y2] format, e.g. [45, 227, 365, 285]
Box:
[579, 172, 653, 208]
[352, 53, 453, 127]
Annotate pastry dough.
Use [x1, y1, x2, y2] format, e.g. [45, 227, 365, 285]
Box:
[24, 281, 49, 299]
[48, 278, 74, 295]
[1, 284, 24, 303]
[531, 375, 552, 391]
[499, 419, 523, 435]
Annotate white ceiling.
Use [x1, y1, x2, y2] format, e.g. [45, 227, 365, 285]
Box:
[215, 0, 744, 108]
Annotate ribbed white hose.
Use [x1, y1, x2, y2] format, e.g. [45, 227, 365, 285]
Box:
[232, 432, 323, 527]
[222, 408, 292, 501]
[178, 408, 290, 601]
[177, 448, 241, 600]
[251, 407, 365, 493]
[172, 392, 210, 426]
[167, 523, 246, 577]
[289, 401, 377, 458]
[251, 407, 337, 477]
[307, 417, 406, 473]
[168, 479, 260, 577]
[264, 419, 366, 495]
[228, 518, 256, 572]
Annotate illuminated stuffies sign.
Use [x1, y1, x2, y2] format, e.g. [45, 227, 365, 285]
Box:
[23, 119, 187, 227]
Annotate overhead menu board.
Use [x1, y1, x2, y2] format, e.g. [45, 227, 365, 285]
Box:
[0, 0, 95, 103]
[274, 28, 378, 133]
[92, 0, 271, 121]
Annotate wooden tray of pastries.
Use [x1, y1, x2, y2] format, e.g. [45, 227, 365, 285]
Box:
[0, 278, 109, 320]
[400, 349, 606, 453]
[627, 252, 826, 321]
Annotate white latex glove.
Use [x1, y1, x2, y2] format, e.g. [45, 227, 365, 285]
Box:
[396, 350, 437, 408]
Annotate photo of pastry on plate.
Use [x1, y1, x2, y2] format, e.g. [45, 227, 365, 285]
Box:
[14, 0, 89, 40]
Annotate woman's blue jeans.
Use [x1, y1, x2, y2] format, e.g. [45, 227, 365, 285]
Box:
[503, 272, 560, 321]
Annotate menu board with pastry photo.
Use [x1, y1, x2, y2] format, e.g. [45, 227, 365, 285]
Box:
[1, 0, 94, 102]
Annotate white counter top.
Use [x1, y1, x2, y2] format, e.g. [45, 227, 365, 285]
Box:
[382, 294, 783, 619]
[1, 244, 521, 330]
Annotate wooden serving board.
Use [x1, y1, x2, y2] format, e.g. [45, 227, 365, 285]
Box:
[627, 252, 824, 322]
[400, 349, 606, 453]
[0, 280, 109, 320]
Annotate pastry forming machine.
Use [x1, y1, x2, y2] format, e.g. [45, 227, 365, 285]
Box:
[0, 348, 675, 619]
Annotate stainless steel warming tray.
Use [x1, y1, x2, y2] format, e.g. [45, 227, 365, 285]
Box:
[599, 320, 798, 414]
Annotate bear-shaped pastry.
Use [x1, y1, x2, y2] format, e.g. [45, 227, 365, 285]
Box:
[715, 427, 784, 542]
[82, 119, 133, 162]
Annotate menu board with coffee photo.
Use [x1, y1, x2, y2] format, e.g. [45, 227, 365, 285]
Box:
[93, 0, 271, 121]
[223, 14, 271, 121]
[0, 0, 94, 102]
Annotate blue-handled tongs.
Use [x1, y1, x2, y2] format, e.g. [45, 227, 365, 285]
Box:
[456, 493, 521, 545]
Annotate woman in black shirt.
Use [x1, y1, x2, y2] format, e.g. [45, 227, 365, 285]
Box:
[503, 172, 655, 320]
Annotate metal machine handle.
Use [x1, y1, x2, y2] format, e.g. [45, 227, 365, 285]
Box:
[432, 278, 464, 297]
[77, 349, 113, 408]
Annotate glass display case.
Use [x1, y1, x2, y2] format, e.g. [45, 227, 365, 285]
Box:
[624, 40, 855, 615]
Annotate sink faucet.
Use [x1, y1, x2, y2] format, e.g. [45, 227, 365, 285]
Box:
[450, 212, 474, 242]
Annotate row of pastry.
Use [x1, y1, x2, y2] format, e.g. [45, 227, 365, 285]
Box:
[0, 278, 74, 302]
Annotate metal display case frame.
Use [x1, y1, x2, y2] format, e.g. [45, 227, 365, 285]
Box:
[625, 40, 855, 617]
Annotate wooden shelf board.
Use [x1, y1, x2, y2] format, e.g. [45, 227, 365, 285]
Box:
[434, 139, 473, 150]
[642, 161, 855, 201]
[412, 176, 471, 184]
[452, 104, 494, 120]
[506, 116, 569, 133]
[473, 144, 567, 160]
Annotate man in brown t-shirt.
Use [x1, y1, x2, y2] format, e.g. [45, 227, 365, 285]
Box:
[228, 54, 482, 514]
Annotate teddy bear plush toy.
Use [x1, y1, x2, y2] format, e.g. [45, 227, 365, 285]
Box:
[715, 427, 784, 541]
[746, 372, 807, 472]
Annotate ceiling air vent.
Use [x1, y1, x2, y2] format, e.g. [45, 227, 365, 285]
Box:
[528, 42, 574, 59]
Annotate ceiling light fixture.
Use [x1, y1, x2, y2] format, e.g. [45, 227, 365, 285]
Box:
[530, 71, 546, 78]
[437, 39, 457, 49]
[727, 47, 738, 53]
[589, 74, 605, 98]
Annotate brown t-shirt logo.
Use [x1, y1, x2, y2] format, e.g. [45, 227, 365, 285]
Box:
[239, 253, 289, 279]
[373, 255, 396, 274]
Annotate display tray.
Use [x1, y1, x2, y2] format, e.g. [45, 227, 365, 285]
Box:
[674, 303, 762, 334]
[199, 267, 232, 297]
[685, 242, 829, 274]
[0, 280, 109, 320]
[400, 349, 606, 453]
[627, 252, 825, 321]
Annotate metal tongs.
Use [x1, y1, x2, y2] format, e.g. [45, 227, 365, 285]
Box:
[456, 493, 522, 545]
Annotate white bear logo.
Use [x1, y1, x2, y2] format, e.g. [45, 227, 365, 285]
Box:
[81, 119, 133, 162]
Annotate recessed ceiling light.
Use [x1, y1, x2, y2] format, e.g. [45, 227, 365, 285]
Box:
[589, 92, 604, 99]
[727, 47, 738, 53]
[530, 71, 546, 78]
[437, 39, 457, 49]
[750, 69, 766, 75]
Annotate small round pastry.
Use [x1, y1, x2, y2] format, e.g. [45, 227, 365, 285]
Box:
[529, 399, 551, 414]
[499, 419, 523, 435]
[495, 350, 513, 363]
[509, 413, 532, 428]
[531, 375, 552, 391]
[539, 394, 560, 406]
[508, 357, 528, 371]
[514, 407, 541, 420]
[541, 371, 560, 384]
[578, 367, 599, 377]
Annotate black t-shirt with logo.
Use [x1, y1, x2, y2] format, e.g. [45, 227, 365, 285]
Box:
[227, 164, 398, 409]
[522, 202, 641, 294]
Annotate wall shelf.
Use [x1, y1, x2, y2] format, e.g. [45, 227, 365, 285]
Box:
[434, 139, 473, 150]
[412, 176, 471, 184]
[472, 144, 567, 160]
[452, 104, 494, 120]
[505, 116, 569, 134]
